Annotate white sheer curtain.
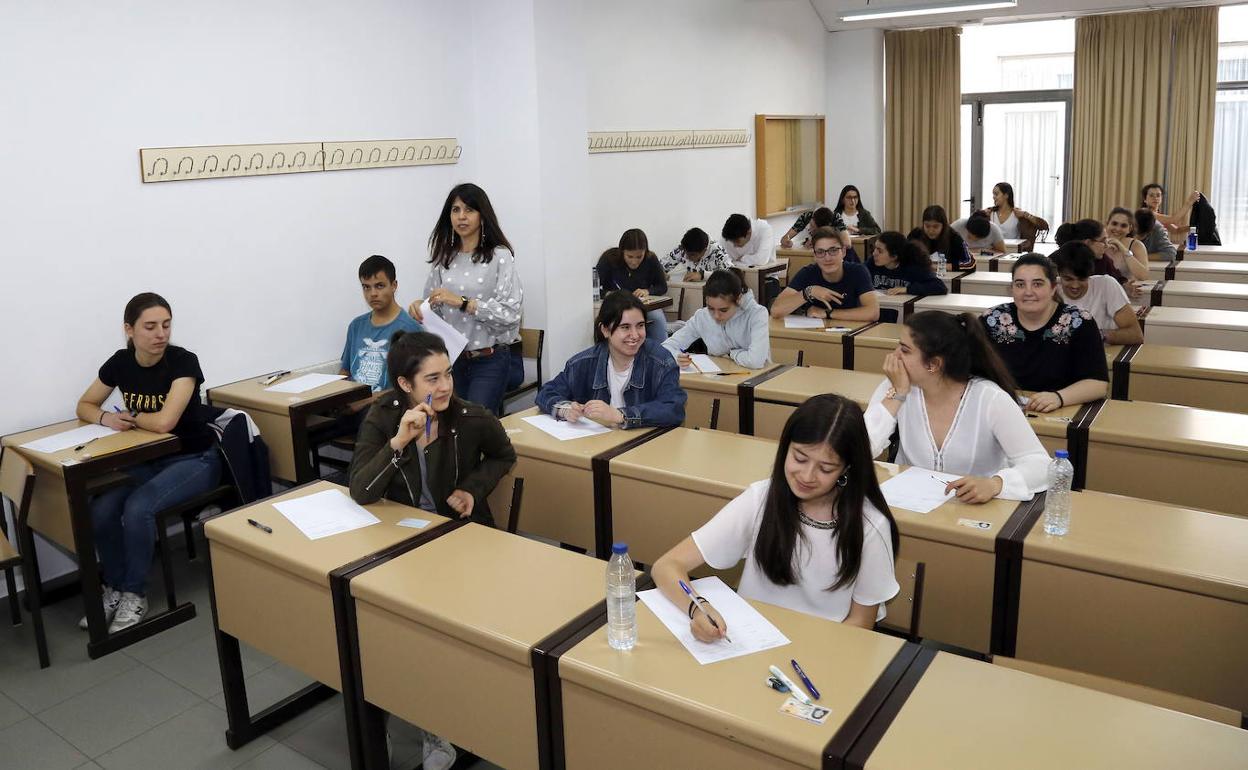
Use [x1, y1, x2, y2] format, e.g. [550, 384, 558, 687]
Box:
[1212, 88, 1248, 245]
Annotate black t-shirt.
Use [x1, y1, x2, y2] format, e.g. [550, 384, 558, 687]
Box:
[788, 262, 873, 312]
[980, 302, 1109, 393]
[907, 227, 973, 270]
[98, 345, 213, 453]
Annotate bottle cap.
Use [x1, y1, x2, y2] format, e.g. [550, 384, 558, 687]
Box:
[1054, 450, 1069, 459]
[611, 542, 628, 555]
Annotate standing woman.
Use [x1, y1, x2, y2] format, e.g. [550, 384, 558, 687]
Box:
[595, 228, 669, 341]
[868, 231, 947, 297]
[1104, 207, 1151, 281]
[984, 182, 1048, 249]
[833, 185, 881, 236]
[652, 395, 899, 631]
[408, 183, 522, 416]
[74, 293, 221, 632]
[907, 205, 972, 271]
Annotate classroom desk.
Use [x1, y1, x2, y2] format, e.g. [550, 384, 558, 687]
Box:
[973, 253, 1019, 272]
[484, 407, 663, 553]
[204, 481, 451, 755]
[678, 356, 781, 433]
[347, 523, 609, 770]
[872, 290, 930, 324]
[1021, 400, 1085, 459]
[1084, 399, 1248, 516]
[1148, 260, 1169, 281]
[912, 292, 1002, 316]
[1113, 343, 1248, 413]
[736, 259, 788, 299]
[556, 597, 915, 770]
[1154, 279, 1248, 311]
[664, 279, 704, 321]
[851, 323, 903, 374]
[1002, 237, 1025, 253]
[746, 366, 882, 439]
[1189, 244, 1248, 262]
[1142, 305, 1248, 352]
[1013, 489, 1248, 713]
[950, 270, 1011, 297]
[207, 372, 369, 484]
[778, 247, 813, 283]
[767, 317, 872, 368]
[850, 233, 878, 260]
[0, 420, 185, 657]
[850, 650, 1248, 769]
[1171, 259, 1248, 284]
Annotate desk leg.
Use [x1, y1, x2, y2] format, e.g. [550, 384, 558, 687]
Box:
[65, 472, 108, 651]
[289, 411, 315, 485]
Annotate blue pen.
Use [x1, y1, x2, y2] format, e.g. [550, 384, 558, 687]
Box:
[678, 580, 732, 643]
[790, 658, 820, 700]
[425, 394, 432, 440]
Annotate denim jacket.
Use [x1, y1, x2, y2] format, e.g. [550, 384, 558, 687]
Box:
[536, 339, 687, 429]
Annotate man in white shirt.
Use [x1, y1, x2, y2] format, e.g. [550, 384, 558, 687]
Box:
[951, 213, 1006, 254]
[720, 213, 775, 267]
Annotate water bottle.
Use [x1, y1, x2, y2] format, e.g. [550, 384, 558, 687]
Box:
[1186, 227, 1198, 254]
[1043, 450, 1073, 536]
[606, 542, 637, 650]
[934, 252, 947, 278]
[591, 266, 601, 302]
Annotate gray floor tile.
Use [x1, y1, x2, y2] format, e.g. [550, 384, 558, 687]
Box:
[0, 624, 142, 713]
[206, 661, 318, 716]
[265, 693, 340, 742]
[145, 632, 271, 699]
[119, 607, 214, 664]
[96, 701, 272, 770]
[36, 664, 200, 758]
[0, 690, 28, 730]
[278, 702, 353, 770]
[75, 763, 103, 769]
[0, 717, 88, 769]
[236, 743, 328, 769]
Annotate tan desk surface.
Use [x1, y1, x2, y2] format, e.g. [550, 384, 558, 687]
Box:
[777, 247, 813, 257]
[679, 357, 779, 397]
[754, 366, 882, 409]
[609, 427, 775, 498]
[559, 598, 907, 769]
[866, 652, 1248, 769]
[1022, 489, 1248, 603]
[1130, 343, 1248, 384]
[1146, 304, 1248, 330]
[1088, 399, 1248, 461]
[1189, 245, 1248, 260]
[875, 463, 1018, 552]
[1020, 398, 1082, 441]
[854, 323, 902, 348]
[768, 317, 871, 340]
[738, 258, 787, 274]
[2, 419, 176, 477]
[1161, 279, 1248, 299]
[500, 406, 655, 471]
[595, 295, 672, 312]
[912, 293, 1001, 315]
[207, 374, 367, 415]
[960, 271, 1012, 286]
[1173, 259, 1248, 276]
[204, 481, 448, 588]
[350, 523, 606, 666]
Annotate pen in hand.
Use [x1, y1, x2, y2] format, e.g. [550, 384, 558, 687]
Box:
[679, 580, 732, 643]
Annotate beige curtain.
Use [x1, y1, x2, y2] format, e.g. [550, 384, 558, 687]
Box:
[1168, 6, 1218, 208]
[885, 27, 960, 231]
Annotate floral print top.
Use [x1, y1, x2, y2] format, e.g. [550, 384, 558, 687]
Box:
[981, 302, 1108, 393]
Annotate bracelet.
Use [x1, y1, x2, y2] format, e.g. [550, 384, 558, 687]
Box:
[98, 412, 105, 426]
[1055, 391, 1065, 407]
[459, 296, 470, 312]
[687, 597, 709, 619]
[802, 286, 814, 303]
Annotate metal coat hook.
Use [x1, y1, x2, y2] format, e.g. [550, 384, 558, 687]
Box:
[403, 146, 416, 161]
[199, 155, 220, 173]
[311, 149, 325, 168]
[243, 152, 263, 171]
[386, 147, 400, 162]
[174, 156, 194, 175]
[268, 151, 286, 169]
[329, 148, 345, 166]
[225, 154, 242, 171]
[419, 145, 432, 160]
[434, 145, 448, 159]
[149, 157, 169, 177]
[368, 147, 382, 163]
[349, 148, 364, 164]
[292, 150, 307, 168]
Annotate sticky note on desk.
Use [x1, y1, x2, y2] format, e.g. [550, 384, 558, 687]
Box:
[397, 518, 431, 529]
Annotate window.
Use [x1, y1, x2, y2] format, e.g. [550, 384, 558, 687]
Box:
[960, 20, 1075, 94]
[1214, 5, 1248, 245]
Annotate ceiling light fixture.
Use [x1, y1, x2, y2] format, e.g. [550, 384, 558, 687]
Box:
[840, 0, 1017, 22]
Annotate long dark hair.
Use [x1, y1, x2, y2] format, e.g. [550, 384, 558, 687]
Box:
[124, 292, 172, 351]
[834, 185, 862, 215]
[876, 230, 932, 272]
[594, 290, 646, 343]
[753, 395, 899, 591]
[904, 311, 1017, 399]
[601, 228, 657, 268]
[387, 330, 465, 425]
[1140, 183, 1164, 207]
[428, 183, 514, 269]
[919, 205, 952, 256]
[991, 182, 1015, 210]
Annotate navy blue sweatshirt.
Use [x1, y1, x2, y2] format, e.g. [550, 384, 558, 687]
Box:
[596, 251, 668, 297]
[867, 261, 948, 297]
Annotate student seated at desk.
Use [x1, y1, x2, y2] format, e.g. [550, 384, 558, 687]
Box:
[340, 255, 423, 412]
[537, 291, 686, 429]
[661, 227, 733, 282]
[908, 205, 973, 270]
[770, 228, 880, 322]
[951, 211, 1006, 254]
[722, 213, 776, 266]
[982, 254, 1110, 413]
[1104, 207, 1151, 282]
[982, 182, 1048, 248]
[865, 312, 1049, 503]
[596, 228, 669, 342]
[662, 269, 770, 369]
[75, 293, 221, 632]
[1052, 243, 1144, 346]
[1053, 219, 1132, 292]
[1134, 207, 1178, 262]
[834, 184, 882, 236]
[780, 206, 838, 249]
[868, 231, 947, 297]
[1142, 183, 1199, 245]
[652, 394, 899, 632]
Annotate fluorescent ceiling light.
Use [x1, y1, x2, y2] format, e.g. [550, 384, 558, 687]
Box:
[840, 0, 1016, 22]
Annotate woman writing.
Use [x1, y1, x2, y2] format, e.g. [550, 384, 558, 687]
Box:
[663, 269, 770, 370]
[908, 205, 973, 271]
[596, 228, 670, 341]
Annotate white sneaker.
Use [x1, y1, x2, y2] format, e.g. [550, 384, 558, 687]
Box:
[79, 585, 122, 630]
[107, 592, 148, 633]
[421, 734, 457, 770]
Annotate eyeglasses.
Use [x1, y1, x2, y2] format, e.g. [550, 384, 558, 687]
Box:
[813, 247, 844, 257]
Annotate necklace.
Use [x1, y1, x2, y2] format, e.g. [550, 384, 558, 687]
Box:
[797, 504, 837, 530]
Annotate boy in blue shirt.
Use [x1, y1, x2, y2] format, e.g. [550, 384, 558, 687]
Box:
[770, 228, 880, 322]
[341, 255, 423, 401]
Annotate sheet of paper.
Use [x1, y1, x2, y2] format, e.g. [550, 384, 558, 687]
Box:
[419, 301, 470, 363]
[783, 316, 825, 329]
[101, 388, 128, 414]
[265, 373, 346, 394]
[638, 576, 790, 665]
[19, 423, 117, 454]
[688, 354, 722, 374]
[273, 488, 381, 540]
[879, 467, 960, 514]
[521, 414, 612, 441]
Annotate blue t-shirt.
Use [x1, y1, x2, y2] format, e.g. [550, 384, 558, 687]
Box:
[341, 310, 423, 392]
[788, 262, 873, 312]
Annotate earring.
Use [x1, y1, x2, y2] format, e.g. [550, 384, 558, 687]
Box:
[836, 472, 849, 488]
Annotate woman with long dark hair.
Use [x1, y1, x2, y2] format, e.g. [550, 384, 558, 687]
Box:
[868, 231, 947, 297]
[596, 228, 669, 341]
[983, 182, 1048, 249]
[833, 184, 881, 236]
[407, 183, 522, 415]
[908, 204, 972, 270]
[865, 311, 1049, 503]
[1104, 206, 1151, 281]
[652, 395, 899, 634]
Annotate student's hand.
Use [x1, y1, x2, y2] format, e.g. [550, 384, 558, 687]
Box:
[584, 400, 624, 427]
[806, 306, 829, 319]
[946, 475, 1003, 504]
[391, 403, 434, 450]
[780, 234, 794, 249]
[555, 402, 586, 422]
[885, 286, 908, 295]
[102, 412, 137, 431]
[1025, 392, 1062, 413]
[677, 353, 693, 368]
[847, 224, 861, 235]
[1125, 280, 1144, 300]
[690, 601, 728, 643]
[407, 300, 425, 321]
[807, 286, 845, 306]
[685, 270, 703, 282]
[446, 489, 474, 518]
[633, 288, 650, 299]
[1186, 190, 1200, 206]
[882, 349, 911, 397]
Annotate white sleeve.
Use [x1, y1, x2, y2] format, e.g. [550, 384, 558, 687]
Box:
[475, 251, 524, 333]
[756, 220, 775, 264]
[990, 222, 1005, 244]
[852, 511, 901, 621]
[727, 306, 771, 370]
[691, 482, 766, 570]
[864, 378, 897, 459]
[423, 264, 443, 295]
[986, 389, 1051, 500]
[1104, 277, 1131, 323]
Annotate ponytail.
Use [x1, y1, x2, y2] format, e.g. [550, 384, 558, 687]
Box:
[904, 311, 1018, 400]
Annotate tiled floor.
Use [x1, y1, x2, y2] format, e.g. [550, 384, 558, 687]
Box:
[0, 544, 504, 770]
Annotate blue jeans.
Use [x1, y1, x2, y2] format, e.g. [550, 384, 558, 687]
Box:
[646, 308, 668, 342]
[90, 449, 222, 595]
[453, 348, 511, 415]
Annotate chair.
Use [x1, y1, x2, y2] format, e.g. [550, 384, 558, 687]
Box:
[0, 450, 49, 668]
[503, 328, 545, 408]
[876, 558, 925, 642]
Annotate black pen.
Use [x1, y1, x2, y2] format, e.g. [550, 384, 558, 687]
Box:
[247, 518, 273, 534]
[261, 370, 291, 386]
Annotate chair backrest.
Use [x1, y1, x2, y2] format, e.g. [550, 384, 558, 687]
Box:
[520, 328, 545, 386]
[878, 558, 924, 640]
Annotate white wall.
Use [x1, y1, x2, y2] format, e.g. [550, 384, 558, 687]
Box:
[826, 28, 887, 226]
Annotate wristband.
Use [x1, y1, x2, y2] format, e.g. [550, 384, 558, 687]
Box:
[98, 412, 106, 426]
[1055, 391, 1065, 407]
[459, 296, 470, 312]
[687, 597, 709, 619]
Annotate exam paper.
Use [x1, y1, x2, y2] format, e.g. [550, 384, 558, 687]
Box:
[783, 316, 825, 329]
[419, 301, 469, 363]
[879, 467, 960, 514]
[273, 488, 381, 540]
[265, 373, 346, 394]
[676, 353, 724, 375]
[638, 576, 790, 665]
[521, 414, 611, 441]
[19, 424, 116, 454]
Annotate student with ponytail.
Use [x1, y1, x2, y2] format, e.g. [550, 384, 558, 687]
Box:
[865, 311, 1050, 503]
[662, 268, 770, 369]
[867, 231, 947, 297]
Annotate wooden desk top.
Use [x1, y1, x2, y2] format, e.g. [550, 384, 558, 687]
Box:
[1189, 245, 1248, 260]
[1022, 489, 1248, 604]
[1088, 399, 1248, 461]
[350, 523, 608, 666]
[854, 323, 903, 349]
[608, 427, 775, 498]
[1160, 280, 1248, 299]
[738, 259, 787, 274]
[754, 366, 882, 409]
[875, 463, 1020, 552]
[207, 373, 368, 415]
[866, 651, 1248, 768]
[2, 419, 177, 477]
[204, 481, 447, 588]
[559, 597, 907, 768]
[777, 247, 813, 257]
[1130, 344, 1248, 384]
[679, 357, 781, 396]
[912, 294, 1002, 314]
[961, 271, 1013, 285]
[500, 407, 657, 470]
[594, 295, 673, 312]
[1015, 394, 1082, 440]
[768, 317, 871, 341]
[1142, 305, 1248, 330]
[1173, 259, 1248, 275]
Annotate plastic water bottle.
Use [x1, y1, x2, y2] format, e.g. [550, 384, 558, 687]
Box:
[606, 543, 637, 650]
[1043, 450, 1073, 536]
[1187, 227, 1198, 254]
[591, 266, 601, 302]
[934, 252, 947, 278]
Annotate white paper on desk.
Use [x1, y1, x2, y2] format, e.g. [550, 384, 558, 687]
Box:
[419, 301, 469, 363]
[265, 373, 346, 394]
[783, 316, 825, 329]
[521, 414, 611, 441]
[638, 576, 790, 665]
[19, 423, 116, 454]
[688, 354, 722, 374]
[879, 467, 960, 514]
[273, 488, 380, 540]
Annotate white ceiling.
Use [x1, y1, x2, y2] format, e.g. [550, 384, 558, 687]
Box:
[811, 0, 1243, 32]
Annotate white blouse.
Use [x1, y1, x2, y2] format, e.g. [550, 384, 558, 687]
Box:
[993, 209, 1021, 240]
[864, 377, 1050, 501]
